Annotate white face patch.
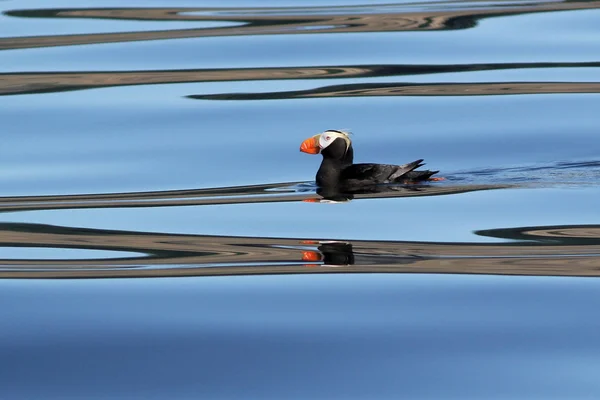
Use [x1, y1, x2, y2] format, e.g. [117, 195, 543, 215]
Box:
[318, 130, 351, 151]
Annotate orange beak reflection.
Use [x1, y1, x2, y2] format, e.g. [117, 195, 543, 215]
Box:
[300, 136, 320, 154]
[302, 251, 322, 262]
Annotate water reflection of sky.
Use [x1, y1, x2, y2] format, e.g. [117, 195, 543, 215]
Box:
[3, 273, 600, 398]
[3, 0, 600, 397]
[2, 86, 599, 196]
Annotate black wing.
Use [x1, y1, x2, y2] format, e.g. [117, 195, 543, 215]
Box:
[340, 159, 424, 184]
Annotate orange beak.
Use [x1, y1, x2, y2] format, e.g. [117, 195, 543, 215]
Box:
[300, 136, 320, 154]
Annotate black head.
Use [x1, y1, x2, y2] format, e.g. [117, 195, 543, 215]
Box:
[319, 130, 353, 164]
[321, 137, 347, 158]
[300, 129, 354, 187]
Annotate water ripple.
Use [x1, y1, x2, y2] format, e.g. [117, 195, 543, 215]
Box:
[0, 182, 505, 212]
[1, 222, 600, 278]
[192, 81, 600, 100]
[3, 61, 600, 97]
[3, 0, 600, 50]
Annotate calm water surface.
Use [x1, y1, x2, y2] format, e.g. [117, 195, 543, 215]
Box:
[2, 0, 600, 398]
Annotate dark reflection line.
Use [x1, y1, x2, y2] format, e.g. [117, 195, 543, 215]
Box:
[0, 182, 506, 213]
[1, 223, 600, 278]
[0, 158, 596, 213]
[3, 0, 600, 50]
[3, 62, 600, 97]
[191, 82, 600, 100]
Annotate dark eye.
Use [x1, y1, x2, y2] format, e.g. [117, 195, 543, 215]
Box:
[325, 136, 331, 140]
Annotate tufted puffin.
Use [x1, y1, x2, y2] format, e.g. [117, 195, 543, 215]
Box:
[300, 129, 442, 188]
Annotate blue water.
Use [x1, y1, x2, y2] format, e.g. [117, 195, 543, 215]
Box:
[4, 275, 600, 398]
[2, 0, 600, 398]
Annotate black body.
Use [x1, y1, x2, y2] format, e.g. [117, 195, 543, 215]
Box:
[316, 137, 439, 188]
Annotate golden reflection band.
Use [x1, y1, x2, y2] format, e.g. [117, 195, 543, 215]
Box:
[1, 222, 600, 278]
[4, 1, 600, 50]
[2, 63, 600, 97]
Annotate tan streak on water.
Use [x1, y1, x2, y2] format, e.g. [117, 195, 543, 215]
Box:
[2, 1, 600, 50]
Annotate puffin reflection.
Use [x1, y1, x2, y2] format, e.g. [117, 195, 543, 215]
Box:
[302, 240, 426, 267]
[302, 241, 355, 266]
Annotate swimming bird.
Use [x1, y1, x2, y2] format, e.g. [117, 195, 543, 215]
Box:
[300, 129, 442, 188]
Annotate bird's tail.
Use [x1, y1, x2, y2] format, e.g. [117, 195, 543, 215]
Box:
[388, 159, 425, 181]
[404, 170, 440, 181]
